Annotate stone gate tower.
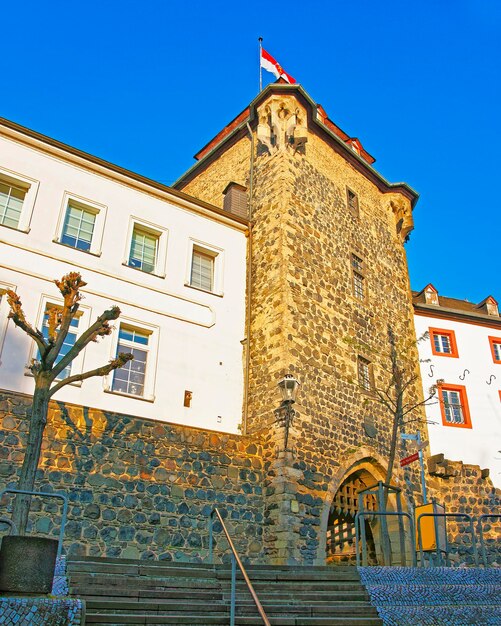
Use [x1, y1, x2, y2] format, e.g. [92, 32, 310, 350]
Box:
[175, 82, 423, 564]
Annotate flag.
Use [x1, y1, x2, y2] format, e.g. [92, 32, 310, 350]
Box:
[260, 48, 296, 84]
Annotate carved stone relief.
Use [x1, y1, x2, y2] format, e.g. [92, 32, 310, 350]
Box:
[256, 97, 308, 156]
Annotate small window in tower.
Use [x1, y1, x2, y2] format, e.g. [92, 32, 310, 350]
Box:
[357, 356, 373, 392]
[351, 253, 366, 301]
[347, 188, 359, 218]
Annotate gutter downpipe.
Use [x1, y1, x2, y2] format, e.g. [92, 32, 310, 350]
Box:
[243, 121, 255, 435]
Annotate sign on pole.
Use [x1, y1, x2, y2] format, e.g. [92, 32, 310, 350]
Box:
[400, 452, 419, 467]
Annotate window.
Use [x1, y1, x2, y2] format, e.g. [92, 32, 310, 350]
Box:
[439, 384, 471, 428]
[112, 325, 151, 397]
[191, 248, 215, 291]
[61, 202, 96, 251]
[351, 253, 366, 301]
[429, 328, 459, 358]
[347, 188, 359, 218]
[0, 167, 38, 232]
[0, 181, 26, 229]
[55, 193, 106, 256]
[358, 356, 373, 392]
[124, 218, 168, 278]
[39, 305, 80, 379]
[129, 227, 158, 273]
[488, 337, 501, 364]
[186, 240, 224, 295]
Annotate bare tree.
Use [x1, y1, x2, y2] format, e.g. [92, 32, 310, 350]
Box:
[6, 272, 133, 534]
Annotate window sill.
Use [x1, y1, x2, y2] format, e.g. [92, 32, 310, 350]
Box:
[104, 388, 155, 403]
[442, 421, 472, 430]
[184, 283, 223, 298]
[122, 262, 165, 279]
[0, 223, 30, 234]
[53, 239, 102, 257]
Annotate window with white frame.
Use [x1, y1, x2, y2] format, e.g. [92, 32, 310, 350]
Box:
[0, 167, 39, 232]
[0, 180, 26, 228]
[39, 304, 81, 379]
[61, 202, 96, 251]
[439, 384, 471, 428]
[186, 240, 224, 295]
[129, 227, 158, 273]
[29, 297, 90, 384]
[110, 322, 158, 399]
[0, 283, 15, 358]
[124, 218, 168, 278]
[55, 193, 107, 256]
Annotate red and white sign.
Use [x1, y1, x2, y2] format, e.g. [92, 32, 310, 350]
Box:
[260, 48, 296, 84]
[400, 452, 419, 467]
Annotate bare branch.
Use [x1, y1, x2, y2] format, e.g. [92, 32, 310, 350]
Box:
[48, 353, 133, 398]
[6, 290, 47, 354]
[51, 306, 121, 379]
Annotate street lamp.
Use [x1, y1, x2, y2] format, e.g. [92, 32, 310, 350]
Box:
[275, 374, 300, 452]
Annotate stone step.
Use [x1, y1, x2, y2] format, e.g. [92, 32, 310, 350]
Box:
[67, 562, 216, 577]
[85, 600, 378, 616]
[84, 614, 383, 625]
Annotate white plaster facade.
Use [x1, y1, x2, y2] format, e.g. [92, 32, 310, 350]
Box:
[0, 119, 248, 433]
[414, 287, 501, 488]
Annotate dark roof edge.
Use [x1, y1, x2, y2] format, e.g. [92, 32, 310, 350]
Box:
[173, 83, 419, 207]
[0, 117, 249, 229]
[413, 302, 501, 329]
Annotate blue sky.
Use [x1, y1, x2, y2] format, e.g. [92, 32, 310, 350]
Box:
[2, 1, 499, 303]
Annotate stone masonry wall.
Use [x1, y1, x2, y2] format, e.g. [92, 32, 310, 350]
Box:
[0, 390, 265, 563]
[179, 90, 428, 563]
[427, 457, 501, 566]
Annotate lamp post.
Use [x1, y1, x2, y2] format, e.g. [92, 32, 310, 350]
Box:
[274, 374, 300, 452]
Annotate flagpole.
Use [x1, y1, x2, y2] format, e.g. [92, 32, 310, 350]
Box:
[258, 37, 263, 92]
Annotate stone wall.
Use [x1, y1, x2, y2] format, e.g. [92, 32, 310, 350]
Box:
[428, 456, 501, 566]
[0, 390, 265, 562]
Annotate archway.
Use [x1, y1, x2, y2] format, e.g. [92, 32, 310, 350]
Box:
[326, 469, 378, 565]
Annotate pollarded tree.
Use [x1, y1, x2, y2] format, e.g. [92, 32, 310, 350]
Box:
[6, 272, 133, 534]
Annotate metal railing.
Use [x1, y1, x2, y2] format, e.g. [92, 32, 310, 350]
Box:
[208, 508, 270, 626]
[416, 512, 478, 567]
[355, 510, 416, 567]
[0, 488, 68, 559]
[477, 514, 501, 568]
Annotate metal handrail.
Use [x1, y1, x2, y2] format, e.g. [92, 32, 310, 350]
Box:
[354, 510, 415, 567]
[0, 488, 68, 559]
[416, 512, 478, 567]
[208, 507, 271, 626]
[477, 514, 501, 567]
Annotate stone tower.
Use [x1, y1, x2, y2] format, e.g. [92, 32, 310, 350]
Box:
[175, 83, 424, 564]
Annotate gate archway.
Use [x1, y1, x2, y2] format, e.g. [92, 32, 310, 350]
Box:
[326, 470, 378, 565]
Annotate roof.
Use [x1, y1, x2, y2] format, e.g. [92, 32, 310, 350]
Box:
[174, 82, 419, 207]
[0, 117, 249, 231]
[412, 289, 501, 329]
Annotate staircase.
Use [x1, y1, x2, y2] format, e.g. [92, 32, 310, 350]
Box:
[67, 556, 382, 625]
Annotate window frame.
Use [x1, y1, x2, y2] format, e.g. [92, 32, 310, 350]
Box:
[0, 166, 39, 233]
[104, 317, 159, 402]
[351, 252, 367, 302]
[123, 217, 168, 278]
[488, 336, 501, 364]
[54, 192, 107, 256]
[357, 355, 374, 393]
[0, 282, 16, 359]
[429, 327, 459, 358]
[185, 239, 224, 296]
[438, 383, 472, 429]
[28, 296, 91, 386]
[346, 187, 359, 218]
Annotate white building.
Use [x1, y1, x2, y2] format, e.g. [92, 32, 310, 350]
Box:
[413, 284, 501, 488]
[0, 117, 248, 433]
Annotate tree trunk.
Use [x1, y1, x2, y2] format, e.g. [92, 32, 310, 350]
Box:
[385, 394, 403, 491]
[11, 381, 50, 535]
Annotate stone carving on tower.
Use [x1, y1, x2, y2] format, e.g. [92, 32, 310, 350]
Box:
[257, 96, 308, 156]
[387, 193, 414, 243]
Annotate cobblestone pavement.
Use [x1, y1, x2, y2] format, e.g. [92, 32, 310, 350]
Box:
[359, 566, 501, 626]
